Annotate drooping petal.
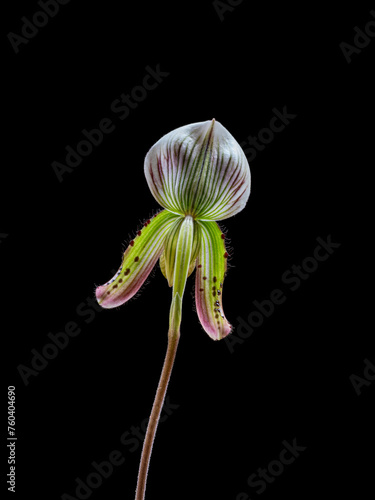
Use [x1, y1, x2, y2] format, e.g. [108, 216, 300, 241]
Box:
[96, 210, 179, 308]
[172, 215, 194, 299]
[159, 251, 167, 281]
[160, 215, 201, 287]
[187, 221, 201, 278]
[144, 119, 250, 221]
[162, 216, 185, 287]
[195, 220, 232, 340]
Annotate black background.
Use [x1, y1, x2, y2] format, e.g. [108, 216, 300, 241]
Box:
[3, 1, 374, 499]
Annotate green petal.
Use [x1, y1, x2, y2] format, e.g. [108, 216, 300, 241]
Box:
[187, 222, 201, 278]
[195, 220, 232, 340]
[159, 251, 168, 281]
[96, 210, 179, 308]
[172, 215, 194, 299]
[163, 216, 185, 286]
[161, 216, 201, 287]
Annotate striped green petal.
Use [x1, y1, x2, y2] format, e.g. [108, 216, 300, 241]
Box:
[187, 221, 201, 278]
[96, 210, 179, 308]
[195, 220, 232, 340]
[172, 215, 194, 300]
[160, 216, 184, 287]
[159, 217, 201, 287]
[144, 119, 251, 222]
[159, 250, 168, 281]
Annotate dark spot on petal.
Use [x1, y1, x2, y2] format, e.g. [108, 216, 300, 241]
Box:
[107, 291, 110, 295]
[119, 279, 123, 283]
[137, 230, 142, 236]
[212, 292, 216, 297]
[203, 276, 207, 280]
[199, 288, 204, 292]
[112, 285, 118, 289]
[125, 268, 130, 275]
[198, 264, 202, 268]
[213, 276, 217, 282]
[221, 233, 225, 239]
[215, 300, 220, 306]
[217, 290, 221, 295]
[224, 252, 228, 258]
[130, 240, 134, 247]
[146, 219, 151, 225]
[134, 256, 139, 262]
[215, 314, 219, 319]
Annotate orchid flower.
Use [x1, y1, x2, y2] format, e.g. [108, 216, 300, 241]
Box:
[95, 119, 251, 500]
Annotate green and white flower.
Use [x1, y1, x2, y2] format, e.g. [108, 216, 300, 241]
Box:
[96, 119, 251, 340]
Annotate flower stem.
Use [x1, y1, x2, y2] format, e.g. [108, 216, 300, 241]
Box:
[134, 325, 180, 500]
[135, 215, 193, 499]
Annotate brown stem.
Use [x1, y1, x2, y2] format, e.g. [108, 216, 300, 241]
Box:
[134, 327, 180, 500]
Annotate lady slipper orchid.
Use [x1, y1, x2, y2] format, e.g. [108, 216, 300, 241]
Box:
[95, 119, 251, 500]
